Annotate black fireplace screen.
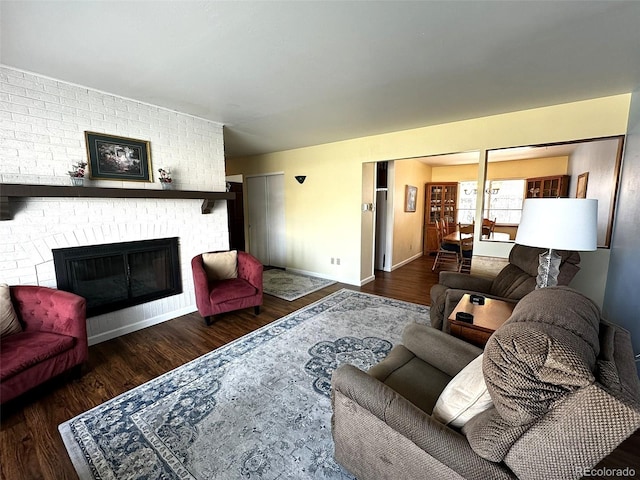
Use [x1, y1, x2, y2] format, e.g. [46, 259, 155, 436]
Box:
[53, 238, 182, 317]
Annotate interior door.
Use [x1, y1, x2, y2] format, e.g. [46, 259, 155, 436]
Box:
[374, 190, 388, 270]
[266, 174, 286, 267]
[246, 174, 286, 267]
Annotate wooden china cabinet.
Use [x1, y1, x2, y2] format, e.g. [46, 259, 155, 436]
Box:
[525, 175, 570, 198]
[424, 182, 458, 253]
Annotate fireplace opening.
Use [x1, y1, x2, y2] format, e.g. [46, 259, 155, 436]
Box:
[53, 237, 182, 317]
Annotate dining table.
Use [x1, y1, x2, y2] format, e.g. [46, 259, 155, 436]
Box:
[443, 230, 511, 243]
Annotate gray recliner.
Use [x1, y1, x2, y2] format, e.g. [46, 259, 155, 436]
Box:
[429, 244, 580, 332]
[331, 287, 640, 480]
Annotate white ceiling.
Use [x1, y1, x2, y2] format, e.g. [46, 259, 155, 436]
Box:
[2, 1, 640, 158]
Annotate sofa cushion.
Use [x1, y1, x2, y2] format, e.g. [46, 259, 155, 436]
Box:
[202, 250, 238, 281]
[0, 331, 75, 380]
[368, 344, 453, 415]
[209, 278, 257, 304]
[433, 354, 493, 428]
[0, 283, 22, 338]
[483, 287, 600, 426]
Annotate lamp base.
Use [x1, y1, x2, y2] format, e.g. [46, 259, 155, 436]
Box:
[536, 249, 561, 289]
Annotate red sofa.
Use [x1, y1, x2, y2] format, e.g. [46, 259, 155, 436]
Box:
[0, 286, 88, 404]
[191, 251, 263, 325]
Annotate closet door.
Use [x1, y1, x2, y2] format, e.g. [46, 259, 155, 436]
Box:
[246, 174, 286, 267]
[266, 174, 286, 267]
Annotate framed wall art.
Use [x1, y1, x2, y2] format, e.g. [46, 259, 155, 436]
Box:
[576, 172, 589, 199]
[405, 185, 417, 212]
[85, 132, 152, 182]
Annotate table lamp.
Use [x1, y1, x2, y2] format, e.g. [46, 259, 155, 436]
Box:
[515, 198, 598, 288]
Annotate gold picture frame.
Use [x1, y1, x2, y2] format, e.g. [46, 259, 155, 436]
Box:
[576, 172, 589, 199]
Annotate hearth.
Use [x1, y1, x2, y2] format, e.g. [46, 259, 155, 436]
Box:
[53, 238, 182, 317]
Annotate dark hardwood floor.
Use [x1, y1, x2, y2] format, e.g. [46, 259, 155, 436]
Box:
[0, 256, 438, 480]
[1, 255, 637, 479]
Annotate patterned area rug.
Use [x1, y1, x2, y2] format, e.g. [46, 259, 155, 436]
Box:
[263, 269, 336, 301]
[59, 289, 430, 479]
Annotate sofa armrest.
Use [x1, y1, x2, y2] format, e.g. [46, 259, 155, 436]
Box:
[442, 289, 468, 332]
[505, 384, 640, 480]
[439, 271, 493, 292]
[332, 363, 467, 455]
[332, 364, 514, 480]
[401, 323, 482, 377]
[237, 251, 263, 292]
[11, 286, 86, 340]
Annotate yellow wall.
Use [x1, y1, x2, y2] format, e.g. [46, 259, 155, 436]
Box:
[392, 160, 432, 267]
[432, 163, 479, 182]
[487, 156, 569, 179]
[226, 94, 631, 285]
[430, 156, 568, 183]
[229, 146, 363, 284]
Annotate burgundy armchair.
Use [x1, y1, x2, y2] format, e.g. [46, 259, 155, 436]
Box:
[191, 251, 263, 325]
[1, 286, 88, 404]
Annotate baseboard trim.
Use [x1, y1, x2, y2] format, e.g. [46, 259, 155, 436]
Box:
[87, 305, 197, 346]
[360, 275, 375, 286]
[391, 252, 424, 271]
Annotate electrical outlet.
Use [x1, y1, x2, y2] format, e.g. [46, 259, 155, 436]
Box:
[331, 257, 335, 265]
[336, 258, 341, 266]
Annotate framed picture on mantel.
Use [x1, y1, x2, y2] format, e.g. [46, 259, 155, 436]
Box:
[85, 132, 152, 182]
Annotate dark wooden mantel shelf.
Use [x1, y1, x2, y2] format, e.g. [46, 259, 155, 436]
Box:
[0, 183, 235, 220]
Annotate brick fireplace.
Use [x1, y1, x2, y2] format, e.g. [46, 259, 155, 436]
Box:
[0, 66, 230, 344]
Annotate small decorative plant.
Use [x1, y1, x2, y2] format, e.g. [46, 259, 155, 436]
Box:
[68, 162, 87, 178]
[158, 168, 172, 183]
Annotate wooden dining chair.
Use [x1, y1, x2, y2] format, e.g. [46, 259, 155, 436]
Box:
[439, 218, 449, 236]
[481, 218, 496, 238]
[457, 223, 474, 273]
[432, 221, 459, 271]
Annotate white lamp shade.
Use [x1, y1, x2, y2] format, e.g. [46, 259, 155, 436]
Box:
[515, 198, 598, 251]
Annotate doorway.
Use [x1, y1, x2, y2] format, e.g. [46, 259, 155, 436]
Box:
[374, 161, 393, 272]
[227, 182, 245, 251]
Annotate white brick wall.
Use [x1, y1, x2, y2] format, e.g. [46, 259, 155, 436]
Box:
[0, 66, 229, 344]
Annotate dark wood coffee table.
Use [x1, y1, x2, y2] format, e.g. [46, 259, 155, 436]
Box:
[447, 294, 515, 347]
